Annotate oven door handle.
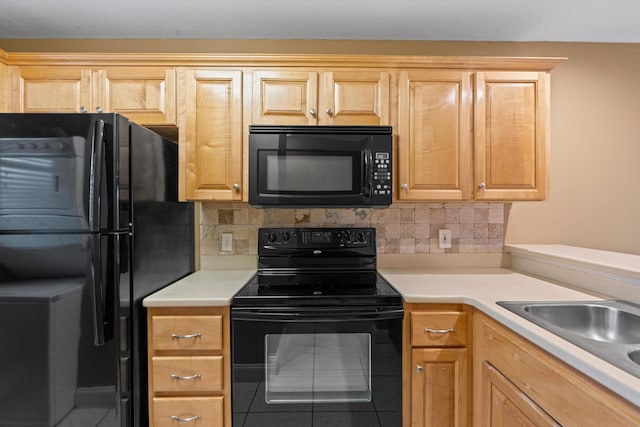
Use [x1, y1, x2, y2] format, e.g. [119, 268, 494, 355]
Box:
[231, 307, 404, 322]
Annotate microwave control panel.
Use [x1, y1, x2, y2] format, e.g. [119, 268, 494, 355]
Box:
[372, 152, 392, 197]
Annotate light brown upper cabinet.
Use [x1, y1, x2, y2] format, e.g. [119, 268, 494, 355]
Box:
[179, 69, 243, 201]
[9, 66, 176, 125]
[474, 71, 549, 201]
[252, 70, 389, 125]
[397, 70, 473, 201]
[0, 58, 10, 112]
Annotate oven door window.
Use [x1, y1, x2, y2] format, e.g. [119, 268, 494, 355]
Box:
[265, 333, 371, 404]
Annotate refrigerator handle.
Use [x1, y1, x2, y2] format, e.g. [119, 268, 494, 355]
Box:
[89, 119, 106, 230]
[89, 232, 118, 346]
[89, 234, 107, 346]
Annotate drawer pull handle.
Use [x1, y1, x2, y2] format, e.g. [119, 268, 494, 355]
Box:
[171, 373, 202, 381]
[171, 415, 202, 423]
[171, 333, 202, 340]
[424, 328, 454, 334]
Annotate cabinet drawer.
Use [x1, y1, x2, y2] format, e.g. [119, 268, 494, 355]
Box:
[411, 311, 466, 347]
[152, 315, 222, 351]
[153, 396, 223, 427]
[153, 356, 223, 393]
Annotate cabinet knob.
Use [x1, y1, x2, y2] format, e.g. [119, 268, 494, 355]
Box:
[233, 183, 240, 191]
[401, 183, 409, 192]
[95, 106, 103, 113]
[479, 182, 486, 190]
[416, 365, 423, 373]
[326, 108, 334, 116]
[309, 108, 317, 116]
[79, 106, 88, 113]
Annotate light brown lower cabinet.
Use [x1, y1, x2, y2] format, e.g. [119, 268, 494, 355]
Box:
[147, 307, 230, 427]
[481, 362, 559, 427]
[404, 304, 471, 427]
[412, 348, 468, 427]
[473, 310, 640, 427]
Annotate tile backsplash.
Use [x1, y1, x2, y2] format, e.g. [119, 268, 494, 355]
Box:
[200, 202, 506, 256]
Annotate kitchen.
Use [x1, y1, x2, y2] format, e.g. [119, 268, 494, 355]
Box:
[1, 2, 640, 427]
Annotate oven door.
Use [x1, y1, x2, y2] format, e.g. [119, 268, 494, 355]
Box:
[231, 307, 403, 427]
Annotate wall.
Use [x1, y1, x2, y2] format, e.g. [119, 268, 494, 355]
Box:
[1, 39, 639, 255]
[200, 202, 505, 257]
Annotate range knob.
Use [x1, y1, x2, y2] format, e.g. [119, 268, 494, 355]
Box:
[267, 232, 278, 243]
[356, 232, 366, 243]
[342, 230, 352, 242]
[282, 231, 291, 242]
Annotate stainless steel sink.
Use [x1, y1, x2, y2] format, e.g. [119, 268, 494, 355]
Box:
[497, 300, 640, 379]
[522, 303, 640, 344]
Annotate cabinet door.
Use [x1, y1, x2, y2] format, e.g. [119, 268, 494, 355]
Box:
[252, 70, 318, 124]
[94, 67, 176, 125]
[321, 71, 390, 125]
[475, 71, 549, 200]
[412, 348, 468, 427]
[0, 61, 8, 112]
[180, 69, 243, 201]
[482, 362, 559, 427]
[9, 66, 92, 113]
[398, 70, 472, 201]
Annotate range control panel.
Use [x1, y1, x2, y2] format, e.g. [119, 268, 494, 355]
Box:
[259, 227, 374, 249]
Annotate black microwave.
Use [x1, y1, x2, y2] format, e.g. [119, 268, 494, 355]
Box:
[249, 125, 392, 207]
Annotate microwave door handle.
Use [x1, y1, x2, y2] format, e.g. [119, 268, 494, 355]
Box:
[364, 149, 373, 198]
[89, 119, 106, 230]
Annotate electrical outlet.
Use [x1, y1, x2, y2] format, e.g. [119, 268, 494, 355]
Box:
[221, 233, 233, 252]
[439, 229, 452, 249]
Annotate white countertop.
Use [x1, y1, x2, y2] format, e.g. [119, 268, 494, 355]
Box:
[141, 251, 640, 407]
[379, 267, 640, 407]
[142, 269, 255, 307]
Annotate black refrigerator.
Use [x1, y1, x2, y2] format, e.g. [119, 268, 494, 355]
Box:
[0, 113, 195, 427]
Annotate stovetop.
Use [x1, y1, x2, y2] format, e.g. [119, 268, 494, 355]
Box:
[231, 227, 402, 308]
[232, 271, 402, 307]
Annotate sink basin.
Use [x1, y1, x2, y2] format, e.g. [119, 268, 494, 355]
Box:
[523, 303, 640, 344]
[497, 300, 640, 379]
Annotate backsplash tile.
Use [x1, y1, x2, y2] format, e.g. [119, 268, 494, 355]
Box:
[200, 202, 506, 256]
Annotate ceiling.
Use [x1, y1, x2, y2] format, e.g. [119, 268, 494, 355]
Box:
[0, 0, 638, 43]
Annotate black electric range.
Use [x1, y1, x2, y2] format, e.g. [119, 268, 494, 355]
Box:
[232, 227, 403, 308]
[230, 227, 404, 427]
